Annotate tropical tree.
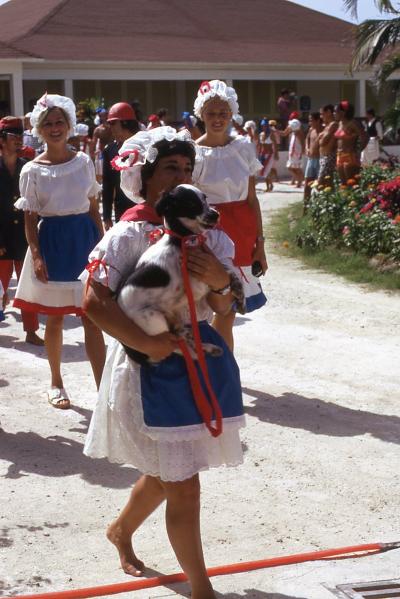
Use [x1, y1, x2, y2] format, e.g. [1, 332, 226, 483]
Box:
[346, 3, 400, 140]
[345, 0, 400, 85]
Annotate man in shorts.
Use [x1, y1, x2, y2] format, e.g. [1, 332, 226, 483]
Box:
[304, 112, 322, 211]
[89, 108, 113, 183]
[318, 104, 338, 187]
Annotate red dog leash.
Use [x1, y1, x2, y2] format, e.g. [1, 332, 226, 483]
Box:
[164, 229, 223, 437]
[84, 220, 223, 438]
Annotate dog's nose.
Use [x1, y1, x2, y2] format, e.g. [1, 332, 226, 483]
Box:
[205, 208, 219, 223]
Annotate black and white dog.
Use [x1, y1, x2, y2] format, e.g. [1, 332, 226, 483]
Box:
[117, 184, 237, 364]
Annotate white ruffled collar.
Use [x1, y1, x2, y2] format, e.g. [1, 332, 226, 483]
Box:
[196, 136, 247, 156]
[27, 152, 87, 176]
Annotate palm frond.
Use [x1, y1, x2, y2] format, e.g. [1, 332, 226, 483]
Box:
[344, 0, 398, 20]
[373, 52, 400, 87]
[383, 96, 400, 140]
[350, 16, 400, 71]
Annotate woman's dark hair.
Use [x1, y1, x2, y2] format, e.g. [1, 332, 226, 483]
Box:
[120, 119, 140, 134]
[140, 139, 196, 197]
[310, 111, 321, 121]
[366, 108, 376, 117]
[335, 102, 355, 120]
[322, 104, 334, 114]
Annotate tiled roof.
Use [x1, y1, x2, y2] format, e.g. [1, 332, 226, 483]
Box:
[0, 0, 355, 65]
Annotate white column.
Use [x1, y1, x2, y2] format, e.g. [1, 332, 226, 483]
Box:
[176, 80, 185, 117]
[64, 78, 73, 100]
[11, 67, 24, 116]
[358, 79, 366, 117]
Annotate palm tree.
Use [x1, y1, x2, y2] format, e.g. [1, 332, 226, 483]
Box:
[346, 2, 400, 138]
[345, 0, 400, 85]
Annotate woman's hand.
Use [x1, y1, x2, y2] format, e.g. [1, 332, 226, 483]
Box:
[141, 331, 180, 362]
[186, 245, 230, 291]
[252, 240, 268, 275]
[33, 256, 48, 283]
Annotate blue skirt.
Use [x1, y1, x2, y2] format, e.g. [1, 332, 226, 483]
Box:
[139, 322, 243, 430]
[39, 213, 99, 282]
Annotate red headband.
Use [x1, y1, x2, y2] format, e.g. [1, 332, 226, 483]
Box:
[340, 100, 350, 111]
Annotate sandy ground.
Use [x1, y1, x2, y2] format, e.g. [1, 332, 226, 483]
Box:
[1, 184, 400, 599]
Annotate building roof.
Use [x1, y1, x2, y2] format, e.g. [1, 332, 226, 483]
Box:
[0, 0, 355, 65]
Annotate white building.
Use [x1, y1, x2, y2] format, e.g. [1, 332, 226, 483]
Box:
[0, 0, 388, 119]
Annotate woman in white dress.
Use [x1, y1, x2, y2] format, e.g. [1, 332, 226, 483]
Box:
[14, 94, 105, 408]
[192, 80, 268, 349]
[83, 127, 245, 599]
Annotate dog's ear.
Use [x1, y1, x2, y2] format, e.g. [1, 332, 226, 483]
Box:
[155, 191, 175, 217]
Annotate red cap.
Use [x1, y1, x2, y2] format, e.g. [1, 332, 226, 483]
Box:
[107, 102, 136, 122]
[0, 116, 23, 133]
[289, 111, 300, 120]
[148, 114, 160, 123]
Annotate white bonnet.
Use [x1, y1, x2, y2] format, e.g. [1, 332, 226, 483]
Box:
[75, 123, 89, 136]
[193, 80, 239, 119]
[112, 126, 196, 203]
[30, 93, 76, 141]
[288, 118, 301, 132]
[233, 114, 244, 126]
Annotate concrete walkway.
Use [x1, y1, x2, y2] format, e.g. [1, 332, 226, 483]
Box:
[1, 184, 399, 598]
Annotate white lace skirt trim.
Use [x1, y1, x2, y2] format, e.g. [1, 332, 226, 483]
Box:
[84, 340, 245, 481]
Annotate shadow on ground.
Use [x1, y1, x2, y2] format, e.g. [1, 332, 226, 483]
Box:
[0, 427, 139, 488]
[243, 387, 400, 445]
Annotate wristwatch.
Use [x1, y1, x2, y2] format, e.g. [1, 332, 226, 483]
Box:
[211, 282, 231, 295]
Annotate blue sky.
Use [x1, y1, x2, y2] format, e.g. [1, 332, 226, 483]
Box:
[0, 0, 393, 21]
[290, 0, 393, 22]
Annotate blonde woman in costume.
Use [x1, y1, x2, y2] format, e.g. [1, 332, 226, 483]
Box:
[192, 80, 267, 349]
[14, 94, 105, 408]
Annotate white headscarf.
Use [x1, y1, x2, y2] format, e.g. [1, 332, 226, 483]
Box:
[111, 126, 197, 202]
[193, 80, 239, 119]
[30, 93, 76, 141]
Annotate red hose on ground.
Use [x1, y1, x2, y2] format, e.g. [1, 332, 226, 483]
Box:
[3, 541, 399, 599]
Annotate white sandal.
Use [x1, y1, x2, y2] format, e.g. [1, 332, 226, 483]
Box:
[47, 387, 70, 409]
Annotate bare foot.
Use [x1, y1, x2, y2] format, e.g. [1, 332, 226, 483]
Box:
[25, 331, 45, 346]
[107, 521, 144, 576]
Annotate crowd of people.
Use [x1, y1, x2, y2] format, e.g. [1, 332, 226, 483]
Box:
[0, 80, 268, 599]
[0, 79, 385, 598]
[252, 90, 384, 211]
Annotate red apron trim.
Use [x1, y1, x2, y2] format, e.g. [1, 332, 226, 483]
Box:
[213, 200, 258, 267]
[13, 298, 83, 316]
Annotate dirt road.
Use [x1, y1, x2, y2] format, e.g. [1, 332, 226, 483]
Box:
[1, 185, 399, 598]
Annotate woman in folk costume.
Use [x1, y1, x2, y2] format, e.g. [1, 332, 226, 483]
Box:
[82, 126, 245, 599]
[285, 117, 305, 187]
[258, 118, 278, 192]
[14, 93, 105, 408]
[0, 116, 43, 344]
[192, 80, 267, 349]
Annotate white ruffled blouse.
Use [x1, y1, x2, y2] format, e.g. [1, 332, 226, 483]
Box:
[15, 152, 101, 217]
[193, 136, 262, 205]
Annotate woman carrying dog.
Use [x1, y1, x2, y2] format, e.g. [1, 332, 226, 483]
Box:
[83, 126, 245, 599]
[13, 93, 105, 408]
[192, 80, 267, 349]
